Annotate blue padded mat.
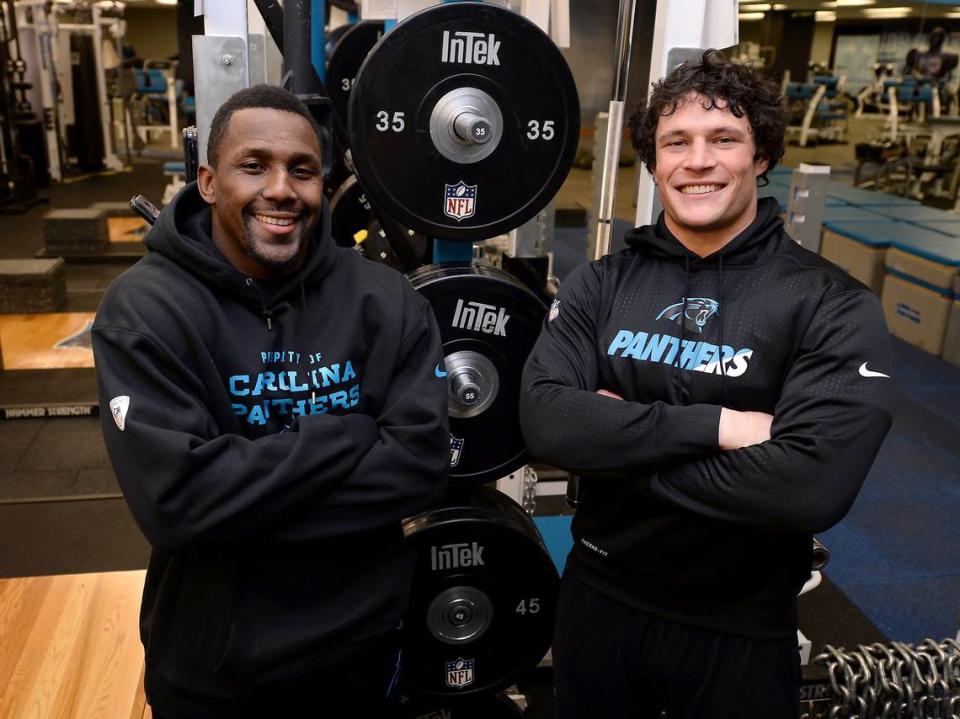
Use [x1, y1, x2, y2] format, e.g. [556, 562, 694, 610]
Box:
[823, 206, 887, 223]
[819, 219, 906, 247]
[887, 227, 960, 266]
[869, 204, 960, 223]
[916, 219, 960, 237]
[827, 182, 919, 207]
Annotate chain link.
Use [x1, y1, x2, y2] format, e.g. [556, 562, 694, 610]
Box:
[521, 464, 538, 515]
[802, 639, 960, 718]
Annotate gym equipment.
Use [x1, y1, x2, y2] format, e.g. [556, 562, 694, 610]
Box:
[330, 173, 428, 271]
[0, 259, 66, 313]
[348, 2, 579, 242]
[0, 0, 43, 211]
[802, 640, 960, 719]
[400, 485, 558, 699]
[407, 264, 545, 487]
[326, 20, 383, 136]
[329, 173, 374, 248]
[41, 208, 109, 253]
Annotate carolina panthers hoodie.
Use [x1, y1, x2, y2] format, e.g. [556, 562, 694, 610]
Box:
[519, 197, 893, 638]
[92, 184, 449, 712]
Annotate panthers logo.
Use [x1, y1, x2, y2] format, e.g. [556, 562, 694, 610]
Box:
[655, 297, 720, 334]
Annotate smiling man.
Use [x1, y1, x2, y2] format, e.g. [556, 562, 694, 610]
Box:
[92, 85, 449, 717]
[520, 52, 893, 718]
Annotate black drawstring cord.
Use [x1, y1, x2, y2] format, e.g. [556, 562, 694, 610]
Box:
[718, 254, 729, 408]
[245, 277, 273, 331]
[675, 254, 691, 402]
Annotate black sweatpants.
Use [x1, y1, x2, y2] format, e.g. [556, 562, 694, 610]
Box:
[553, 571, 801, 719]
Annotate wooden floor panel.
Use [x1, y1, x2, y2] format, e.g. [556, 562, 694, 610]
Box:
[108, 217, 148, 244]
[0, 571, 146, 719]
[0, 312, 95, 370]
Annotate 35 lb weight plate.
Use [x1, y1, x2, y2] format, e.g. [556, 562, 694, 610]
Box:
[408, 263, 546, 486]
[327, 21, 385, 133]
[348, 2, 579, 241]
[400, 486, 558, 699]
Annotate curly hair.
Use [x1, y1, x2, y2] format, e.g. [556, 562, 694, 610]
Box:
[207, 84, 325, 167]
[628, 50, 786, 185]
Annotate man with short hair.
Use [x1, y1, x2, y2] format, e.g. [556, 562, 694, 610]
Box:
[520, 51, 893, 718]
[93, 84, 449, 717]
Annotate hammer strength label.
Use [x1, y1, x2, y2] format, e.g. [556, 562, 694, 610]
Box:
[452, 299, 509, 336]
[431, 542, 485, 571]
[440, 31, 501, 65]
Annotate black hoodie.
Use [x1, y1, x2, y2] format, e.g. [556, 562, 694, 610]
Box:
[520, 197, 893, 638]
[92, 184, 449, 711]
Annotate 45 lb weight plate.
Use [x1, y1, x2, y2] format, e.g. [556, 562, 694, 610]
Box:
[408, 263, 545, 486]
[348, 2, 580, 241]
[400, 486, 558, 699]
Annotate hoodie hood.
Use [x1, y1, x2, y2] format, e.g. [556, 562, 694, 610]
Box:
[624, 196, 785, 267]
[144, 182, 338, 307]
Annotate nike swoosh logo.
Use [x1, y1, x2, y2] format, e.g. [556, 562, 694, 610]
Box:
[435, 364, 448, 378]
[858, 362, 889, 378]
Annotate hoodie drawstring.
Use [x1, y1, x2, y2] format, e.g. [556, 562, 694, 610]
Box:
[675, 254, 691, 402]
[245, 277, 274, 331]
[718, 254, 729, 409]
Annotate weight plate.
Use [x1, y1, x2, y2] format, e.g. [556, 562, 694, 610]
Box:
[360, 218, 403, 271]
[329, 174, 375, 248]
[327, 21, 385, 134]
[348, 2, 580, 241]
[400, 486, 558, 699]
[408, 263, 546, 486]
[372, 215, 431, 272]
[324, 23, 353, 62]
[398, 693, 523, 718]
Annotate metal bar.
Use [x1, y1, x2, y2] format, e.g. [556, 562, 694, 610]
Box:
[250, 0, 284, 53]
[283, 0, 323, 94]
[592, 0, 636, 261]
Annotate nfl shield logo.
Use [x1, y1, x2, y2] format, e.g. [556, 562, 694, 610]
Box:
[445, 657, 475, 689]
[443, 182, 477, 222]
[548, 298, 560, 322]
[449, 434, 464, 468]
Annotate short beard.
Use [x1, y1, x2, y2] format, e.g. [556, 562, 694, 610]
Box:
[243, 219, 312, 275]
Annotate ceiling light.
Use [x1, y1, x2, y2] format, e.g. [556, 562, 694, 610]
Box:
[836, 0, 875, 6]
[155, 0, 177, 4]
[772, 4, 788, 9]
[815, 10, 837, 20]
[739, 2, 771, 9]
[738, 12, 766, 20]
[821, 1, 837, 6]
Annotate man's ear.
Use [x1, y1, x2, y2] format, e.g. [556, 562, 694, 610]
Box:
[755, 154, 770, 177]
[197, 164, 216, 205]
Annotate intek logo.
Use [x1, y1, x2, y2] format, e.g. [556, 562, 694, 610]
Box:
[441, 31, 501, 65]
[452, 299, 509, 336]
[431, 542, 485, 571]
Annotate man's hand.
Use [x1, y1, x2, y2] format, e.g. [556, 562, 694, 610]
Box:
[718, 408, 773, 450]
[596, 389, 623, 400]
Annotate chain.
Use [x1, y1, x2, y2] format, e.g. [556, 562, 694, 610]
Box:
[521, 465, 538, 515]
[802, 639, 960, 718]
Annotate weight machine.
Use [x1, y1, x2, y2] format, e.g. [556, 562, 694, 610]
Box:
[0, 0, 44, 211]
[13, 0, 126, 178]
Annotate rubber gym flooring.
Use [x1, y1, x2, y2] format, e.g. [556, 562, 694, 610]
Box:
[1, 158, 958, 717]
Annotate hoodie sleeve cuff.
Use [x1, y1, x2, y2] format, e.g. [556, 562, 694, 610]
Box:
[659, 403, 722, 457]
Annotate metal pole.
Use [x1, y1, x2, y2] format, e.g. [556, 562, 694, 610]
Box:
[593, 0, 637, 261]
[282, 0, 322, 94]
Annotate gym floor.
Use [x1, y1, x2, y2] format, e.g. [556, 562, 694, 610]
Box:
[1, 117, 959, 716]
